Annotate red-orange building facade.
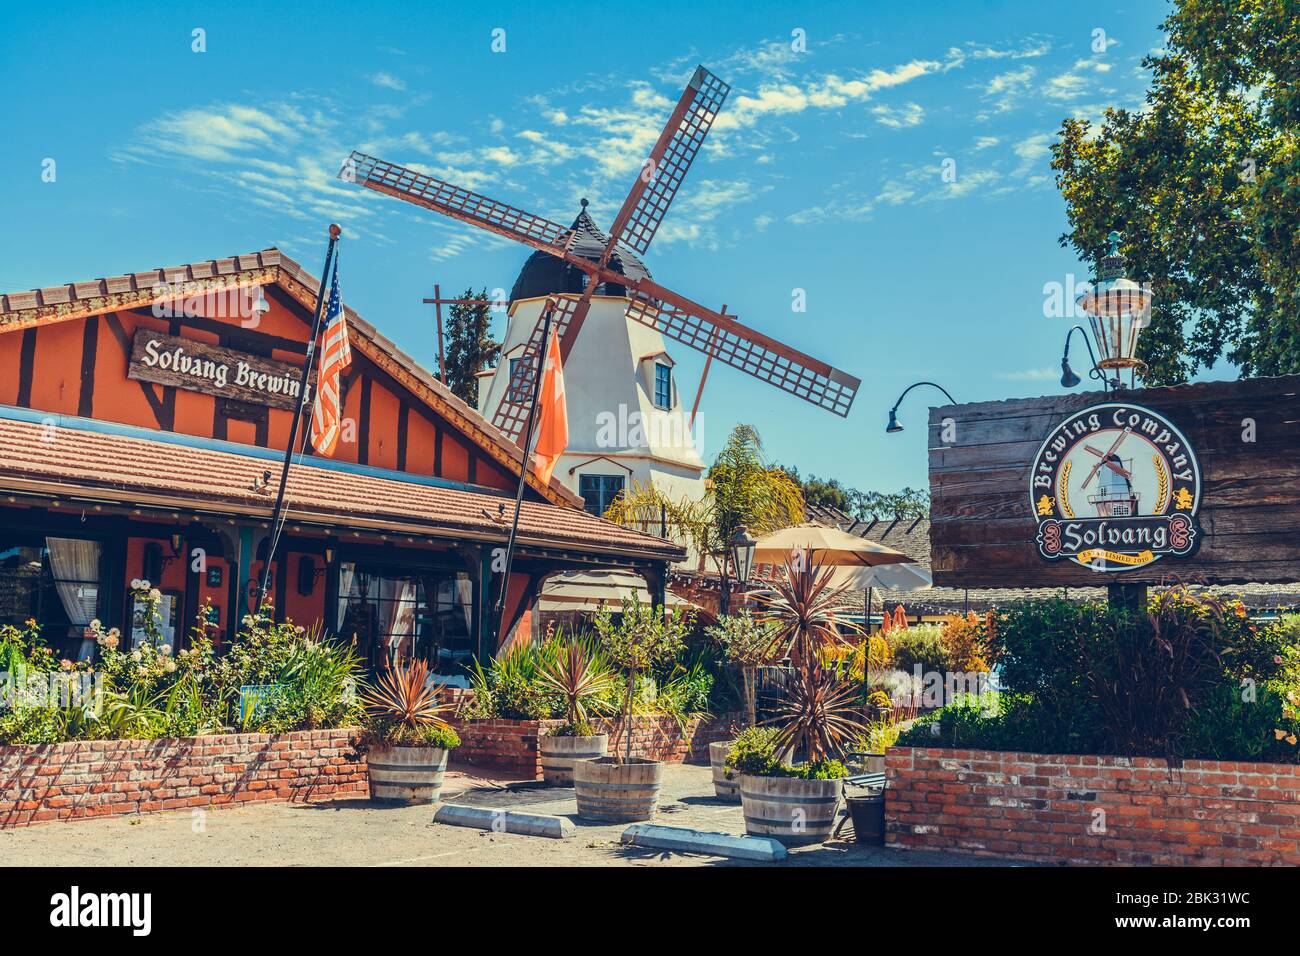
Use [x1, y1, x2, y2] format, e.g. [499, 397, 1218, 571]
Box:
[0, 249, 680, 671]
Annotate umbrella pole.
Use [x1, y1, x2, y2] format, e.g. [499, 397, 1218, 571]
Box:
[865, 586, 873, 634]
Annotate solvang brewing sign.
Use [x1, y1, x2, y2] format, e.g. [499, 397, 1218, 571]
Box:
[128, 330, 307, 410]
[927, 375, 1300, 587]
[1031, 403, 1202, 572]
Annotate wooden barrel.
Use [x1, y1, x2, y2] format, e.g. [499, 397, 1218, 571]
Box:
[709, 740, 740, 801]
[572, 757, 663, 822]
[739, 774, 843, 846]
[366, 745, 449, 805]
[540, 733, 608, 786]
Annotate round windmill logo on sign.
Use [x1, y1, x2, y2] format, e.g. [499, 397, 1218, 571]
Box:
[1030, 403, 1203, 572]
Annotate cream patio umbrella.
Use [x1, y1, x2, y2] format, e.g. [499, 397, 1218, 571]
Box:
[752, 523, 914, 568]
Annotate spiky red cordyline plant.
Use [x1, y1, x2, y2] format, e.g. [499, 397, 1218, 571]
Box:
[767, 667, 868, 764]
[361, 658, 453, 731]
[751, 554, 859, 672]
[534, 637, 617, 732]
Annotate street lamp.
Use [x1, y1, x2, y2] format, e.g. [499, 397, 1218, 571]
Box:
[720, 525, 757, 615]
[1060, 325, 1107, 390]
[1074, 230, 1154, 390]
[885, 381, 958, 434]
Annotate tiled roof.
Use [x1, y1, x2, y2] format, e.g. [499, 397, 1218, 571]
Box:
[0, 247, 583, 510]
[0, 416, 684, 561]
[808, 510, 1300, 612]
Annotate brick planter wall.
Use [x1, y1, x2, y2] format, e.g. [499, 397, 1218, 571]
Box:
[886, 747, 1300, 866]
[448, 712, 742, 779]
[0, 729, 366, 830]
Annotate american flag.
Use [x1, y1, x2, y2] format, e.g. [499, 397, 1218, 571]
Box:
[309, 261, 351, 455]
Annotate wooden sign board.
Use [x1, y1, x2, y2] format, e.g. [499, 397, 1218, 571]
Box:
[128, 330, 307, 411]
[928, 375, 1300, 587]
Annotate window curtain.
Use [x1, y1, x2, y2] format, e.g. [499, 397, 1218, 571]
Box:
[379, 577, 417, 664]
[455, 574, 473, 634]
[336, 563, 357, 632]
[45, 537, 101, 660]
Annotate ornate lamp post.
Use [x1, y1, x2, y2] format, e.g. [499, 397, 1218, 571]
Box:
[720, 525, 757, 615]
[1070, 230, 1154, 390]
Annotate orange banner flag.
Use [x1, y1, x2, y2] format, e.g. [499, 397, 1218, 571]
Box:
[531, 329, 568, 483]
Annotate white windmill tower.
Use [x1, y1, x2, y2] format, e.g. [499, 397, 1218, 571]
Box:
[475, 199, 706, 515]
[341, 64, 860, 524]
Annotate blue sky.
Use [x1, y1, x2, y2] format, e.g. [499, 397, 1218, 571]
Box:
[0, 0, 1183, 493]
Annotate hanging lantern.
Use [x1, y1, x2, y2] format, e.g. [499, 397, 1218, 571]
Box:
[1074, 230, 1154, 389]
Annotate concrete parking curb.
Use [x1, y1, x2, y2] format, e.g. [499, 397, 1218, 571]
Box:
[432, 803, 576, 839]
[620, 823, 788, 862]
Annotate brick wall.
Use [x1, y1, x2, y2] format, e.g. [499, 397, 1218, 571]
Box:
[448, 712, 742, 779]
[886, 747, 1300, 866]
[0, 729, 366, 830]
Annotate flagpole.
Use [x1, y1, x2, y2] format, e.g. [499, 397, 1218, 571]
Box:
[255, 223, 341, 613]
[492, 300, 555, 642]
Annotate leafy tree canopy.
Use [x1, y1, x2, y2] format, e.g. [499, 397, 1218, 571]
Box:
[1051, 0, 1299, 384]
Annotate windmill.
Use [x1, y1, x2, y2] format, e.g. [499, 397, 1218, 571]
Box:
[337, 65, 861, 446]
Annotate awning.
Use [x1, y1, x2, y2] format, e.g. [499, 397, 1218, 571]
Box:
[538, 571, 692, 612]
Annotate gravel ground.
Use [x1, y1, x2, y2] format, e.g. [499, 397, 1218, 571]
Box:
[0, 764, 1023, 867]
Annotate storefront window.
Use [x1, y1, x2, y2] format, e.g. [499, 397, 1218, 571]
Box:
[0, 535, 103, 659]
[336, 563, 473, 674]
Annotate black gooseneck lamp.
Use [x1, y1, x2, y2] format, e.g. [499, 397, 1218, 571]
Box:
[1060, 324, 1109, 391]
[885, 381, 958, 434]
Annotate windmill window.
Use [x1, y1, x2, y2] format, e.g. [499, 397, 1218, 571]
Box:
[653, 362, 673, 409]
[579, 474, 625, 517]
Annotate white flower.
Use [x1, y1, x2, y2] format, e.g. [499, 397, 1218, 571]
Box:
[130, 650, 142, 662]
[130, 579, 142, 590]
[90, 619, 102, 630]
[149, 588, 162, 602]
[160, 644, 172, 656]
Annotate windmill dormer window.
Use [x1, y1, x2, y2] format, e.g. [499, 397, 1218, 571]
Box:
[654, 363, 673, 410]
[579, 474, 625, 517]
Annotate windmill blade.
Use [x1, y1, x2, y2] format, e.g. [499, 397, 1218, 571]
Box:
[624, 285, 859, 418]
[606, 66, 731, 255]
[340, 151, 577, 260]
[492, 295, 586, 443]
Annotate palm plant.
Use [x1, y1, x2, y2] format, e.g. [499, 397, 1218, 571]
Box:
[753, 554, 866, 764]
[768, 667, 867, 764]
[534, 633, 617, 735]
[752, 554, 858, 669]
[603, 424, 804, 577]
[360, 658, 455, 748]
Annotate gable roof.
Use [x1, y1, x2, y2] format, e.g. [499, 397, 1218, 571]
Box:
[0, 247, 582, 509]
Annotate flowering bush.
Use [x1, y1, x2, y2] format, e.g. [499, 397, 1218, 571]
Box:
[0, 586, 361, 744]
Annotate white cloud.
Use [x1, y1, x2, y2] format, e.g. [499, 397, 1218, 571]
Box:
[369, 72, 407, 92]
[995, 366, 1059, 381]
[872, 102, 925, 129]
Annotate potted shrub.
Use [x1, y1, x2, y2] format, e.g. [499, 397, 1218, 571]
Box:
[534, 634, 617, 786]
[571, 598, 690, 822]
[732, 555, 866, 845]
[358, 658, 460, 805]
[705, 610, 781, 799]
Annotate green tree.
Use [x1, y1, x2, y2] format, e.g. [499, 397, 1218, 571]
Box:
[442, 287, 500, 405]
[1051, 0, 1299, 384]
[603, 424, 804, 577]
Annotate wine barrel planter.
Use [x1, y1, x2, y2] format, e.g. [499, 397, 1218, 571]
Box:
[366, 745, 450, 805]
[739, 774, 843, 846]
[709, 740, 740, 801]
[539, 733, 608, 786]
[572, 757, 663, 822]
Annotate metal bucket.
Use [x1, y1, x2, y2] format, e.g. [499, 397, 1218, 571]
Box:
[845, 789, 886, 845]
